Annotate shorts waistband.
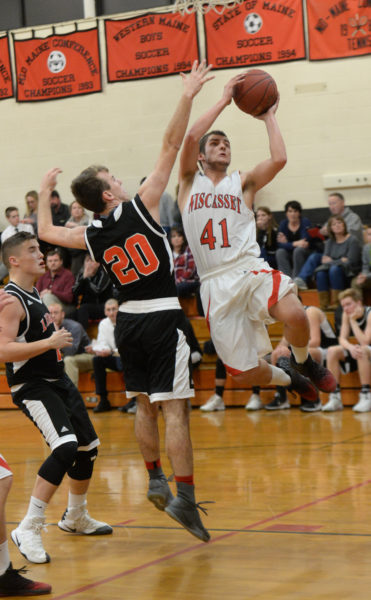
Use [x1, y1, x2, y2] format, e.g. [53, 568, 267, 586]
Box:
[201, 254, 265, 281]
[119, 297, 181, 314]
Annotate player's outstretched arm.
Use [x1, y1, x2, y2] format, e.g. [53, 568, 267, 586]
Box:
[241, 98, 287, 197]
[0, 300, 72, 363]
[37, 168, 87, 250]
[177, 72, 245, 213]
[139, 60, 214, 217]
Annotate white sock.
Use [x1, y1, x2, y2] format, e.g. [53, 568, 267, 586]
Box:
[0, 540, 10, 576]
[24, 496, 48, 522]
[269, 365, 291, 386]
[68, 492, 87, 509]
[291, 345, 309, 364]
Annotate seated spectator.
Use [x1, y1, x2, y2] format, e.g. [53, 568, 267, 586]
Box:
[322, 288, 371, 412]
[170, 225, 199, 298]
[320, 192, 364, 245]
[35, 247, 75, 315]
[276, 200, 312, 279]
[65, 201, 90, 276]
[72, 254, 114, 330]
[255, 206, 278, 269]
[141, 177, 175, 235]
[48, 302, 93, 388]
[21, 190, 38, 234]
[89, 298, 128, 413]
[1, 207, 34, 244]
[352, 224, 371, 299]
[315, 216, 361, 310]
[50, 190, 70, 227]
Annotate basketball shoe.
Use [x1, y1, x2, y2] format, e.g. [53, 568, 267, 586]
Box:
[322, 391, 343, 412]
[147, 476, 174, 511]
[276, 356, 318, 401]
[0, 563, 51, 596]
[290, 355, 336, 393]
[200, 393, 225, 412]
[11, 517, 50, 564]
[352, 391, 371, 413]
[165, 496, 210, 542]
[58, 501, 112, 535]
[245, 392, 263, 411]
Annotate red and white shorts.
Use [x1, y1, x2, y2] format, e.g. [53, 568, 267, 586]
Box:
[0, 454, 12, 479]
[200, 257, 295, 374]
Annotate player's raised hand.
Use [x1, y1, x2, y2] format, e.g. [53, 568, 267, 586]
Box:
[180, 59, 214, 98]
[48, 328, 73, 350]
[40, 167, 62, 193]
[222, 72, 246, 106]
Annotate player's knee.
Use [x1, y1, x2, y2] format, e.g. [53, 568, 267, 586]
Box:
[38, 441, 78, 486]
[67, 447, 98, 481]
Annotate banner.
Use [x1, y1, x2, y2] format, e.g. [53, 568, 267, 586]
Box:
[307, 0, 371, 60]
[0, 35, 14, 100]
[203, 0, 305, 69]
[14, 28, 102, 102]
[105, 12, 199, 82]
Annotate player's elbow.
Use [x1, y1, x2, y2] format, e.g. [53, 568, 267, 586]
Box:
[275, 155, 287, 171]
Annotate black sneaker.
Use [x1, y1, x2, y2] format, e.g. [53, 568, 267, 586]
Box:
[165, 496, 211, 542]
[265, 390, 290, 410]
[118, 398, 136, 413]
[0, 562, 51, 596]
[93, 400, 112, 413]
[277, 356, 318, 402]
[147, 476, 174, 511]
[291, 355, 336, 393]
[300, 397, 322, 412]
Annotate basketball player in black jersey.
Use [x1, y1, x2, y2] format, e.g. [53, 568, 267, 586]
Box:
[37, 61, 214, 542]
[0, 233, 112, 565]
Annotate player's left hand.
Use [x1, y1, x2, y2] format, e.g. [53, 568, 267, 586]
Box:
[40, 167, 62, 193]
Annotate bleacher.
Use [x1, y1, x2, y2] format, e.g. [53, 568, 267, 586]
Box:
[0, 289, 365, 410]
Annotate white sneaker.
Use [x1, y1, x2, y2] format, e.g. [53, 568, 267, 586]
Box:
[58, 502, 113, 535]
[322, 391, 343, 412]
[200, 393, 225, 412]
[353, 392, 371, 413]
[245, 393, 263, 411]
[11, 517, 50, 564]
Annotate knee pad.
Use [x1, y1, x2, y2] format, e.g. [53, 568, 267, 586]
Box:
[67, 447, 98, 481]
[38, 441, 78, 486]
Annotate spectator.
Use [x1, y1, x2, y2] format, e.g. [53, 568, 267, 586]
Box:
[21, 190, 38, 234]
[352, 224, 371, 298]
[315, 216, 361, 310]
[322, 288, 371, 412]
[89, 298, 127, 413]
[48, 302, 93, 389]
[276, 200, 312, 279]
[50, 190, 70, 227]
[170, 225, 199, 298]
[35, 247, 75, 315]
[1, 207, 34, 244]
[255, 206, 278, 269]
[320, 192, 364, 245]
[72, 254, 114, 330]
[65, 201, 90, 276]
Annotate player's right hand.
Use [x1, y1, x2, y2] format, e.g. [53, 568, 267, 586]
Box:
[224, 72, 246, 105]
[48, 328, 73, 349]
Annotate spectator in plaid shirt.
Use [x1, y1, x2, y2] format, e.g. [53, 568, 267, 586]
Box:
[170, 225, 199, 298]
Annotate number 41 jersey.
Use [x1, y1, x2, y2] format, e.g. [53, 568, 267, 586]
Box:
[85, 195, 177, 304]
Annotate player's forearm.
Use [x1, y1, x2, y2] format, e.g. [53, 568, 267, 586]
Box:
[0, 338, 52, 362]
[163, 93, 194, 153]
[186, 97, 229, 144]
[265, 112, 287, 165]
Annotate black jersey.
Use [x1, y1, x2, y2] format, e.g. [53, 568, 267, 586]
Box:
[85, 195, 177, 304]
[4, 282, 64, 387]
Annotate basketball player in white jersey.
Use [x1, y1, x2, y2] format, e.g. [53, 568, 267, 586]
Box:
[177, 74, 336, 398]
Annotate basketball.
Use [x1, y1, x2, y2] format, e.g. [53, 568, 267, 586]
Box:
[233, 69, 278, 117]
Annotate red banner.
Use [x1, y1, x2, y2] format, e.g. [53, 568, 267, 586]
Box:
[204, 0, 305, 69]
[105, 12, 199, 82]
[0, 35, 14, 100]
[307, 0, 371, 60]
[14, 28, 102, 102]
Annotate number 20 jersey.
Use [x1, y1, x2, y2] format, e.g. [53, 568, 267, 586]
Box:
[85, 195, 177, 304]
[182, 171, 260, 279]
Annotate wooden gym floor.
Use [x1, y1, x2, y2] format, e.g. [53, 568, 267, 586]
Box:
[3, 398, 371, 599]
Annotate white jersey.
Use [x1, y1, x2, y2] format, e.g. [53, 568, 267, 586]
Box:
[182, 171, 260, 279]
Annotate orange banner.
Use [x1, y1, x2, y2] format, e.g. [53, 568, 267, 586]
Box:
[14, 28, 102, 102]
[307, 0, 371, 60]
[105, 12, 199, 82]
[204, 0, 305, 69]
[0, 35, 14, 100]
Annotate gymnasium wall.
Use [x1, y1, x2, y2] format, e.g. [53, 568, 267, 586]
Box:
[0, 10, 370, 229]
